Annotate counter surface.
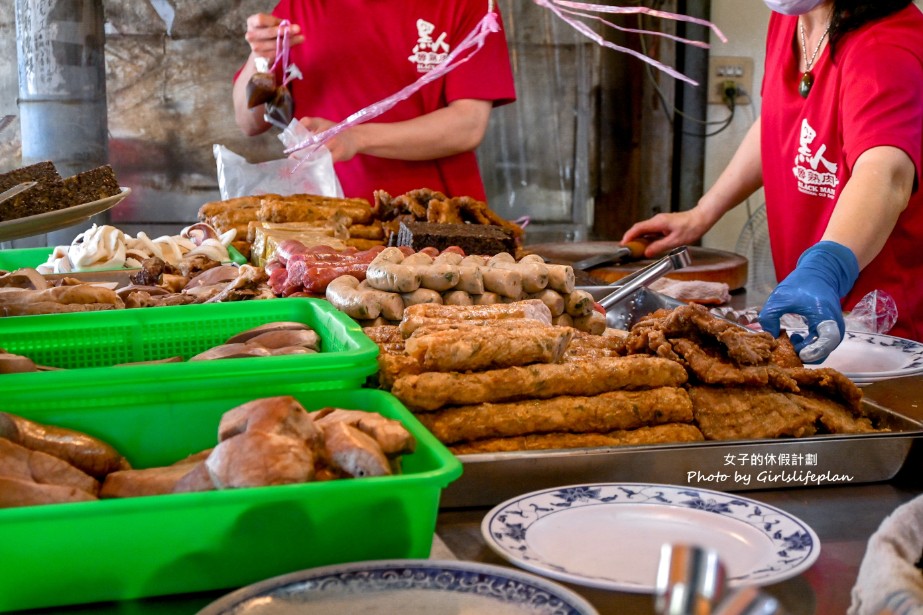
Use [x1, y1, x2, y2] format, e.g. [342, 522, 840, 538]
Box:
[16, 377, 923, 615]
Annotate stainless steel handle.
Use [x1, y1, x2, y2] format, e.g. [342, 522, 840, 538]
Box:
[655, 543, 726, 615]
[599, 246, 691, 310]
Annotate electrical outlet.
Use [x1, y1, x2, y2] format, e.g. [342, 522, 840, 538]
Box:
[707, 55, 754, 106]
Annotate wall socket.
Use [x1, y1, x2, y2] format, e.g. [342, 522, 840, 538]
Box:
[707, 55, 754, 106]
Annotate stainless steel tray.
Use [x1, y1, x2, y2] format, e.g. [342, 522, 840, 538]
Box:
[440, 286, 922, 508]
[441, 400, 923, 508]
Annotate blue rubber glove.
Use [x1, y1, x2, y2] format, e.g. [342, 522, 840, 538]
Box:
[758, 241, 859, 364]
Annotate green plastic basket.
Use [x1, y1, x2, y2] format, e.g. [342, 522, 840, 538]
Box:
[0, 298, 379, 412]
[0, 388, 462, 612]
[0, 244, 246, 270]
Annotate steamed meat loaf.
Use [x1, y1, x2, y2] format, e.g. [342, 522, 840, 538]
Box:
[415, 387, 693, 444]
[450, 423, 705, 454]
[392, 355, 688, 412]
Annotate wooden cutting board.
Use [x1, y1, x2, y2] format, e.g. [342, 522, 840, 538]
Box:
[525, 242, 749, 290]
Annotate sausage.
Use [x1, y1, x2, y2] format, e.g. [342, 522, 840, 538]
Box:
[433, 251, 464, 266]
[527, 289, 565, 317]
[490, 260, 549, 294]
[574, 310, 608, 335]
[472, 292, 501, 305]
[358, 281, 404, 321]
[552, 313, 574, 327]
[481, 267, 522, 298]
[442, 290, 473, 306]
[0, 412, 127, 479]
[564, 289, 595, 317]
[455, 265, 484, 294]
[365, 247, 421, 293]
[546, 264, 576, 294]
[401, 288, 444, 308]
[326, 275, 401, 320]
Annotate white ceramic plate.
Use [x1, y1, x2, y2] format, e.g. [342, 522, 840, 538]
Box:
[482, 483, 820, 593]
[196, 559, 599, 615]
[0, 187, 131, 242]
[802, 330, 923, 380]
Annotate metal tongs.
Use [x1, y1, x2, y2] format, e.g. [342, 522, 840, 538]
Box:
[598, 246, 691, 311]
[656, 544, 782, 615]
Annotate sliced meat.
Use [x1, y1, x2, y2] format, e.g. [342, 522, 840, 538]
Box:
[0, 438, 99, 495]
[320, 421, 391, 478]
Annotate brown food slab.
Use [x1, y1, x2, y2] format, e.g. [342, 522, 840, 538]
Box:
[524, 242, 749, 290]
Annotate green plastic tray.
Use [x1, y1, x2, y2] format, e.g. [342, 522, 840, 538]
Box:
[0, 298, 379, 412]
[0, 244, 246, 270]
[0, 388, 462, 612]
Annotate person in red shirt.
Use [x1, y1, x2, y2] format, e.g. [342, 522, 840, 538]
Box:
[232, 0, 516, 204]
[621, 0, 923, 362]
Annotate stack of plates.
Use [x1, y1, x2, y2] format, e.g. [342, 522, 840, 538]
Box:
[805, 330, 923, 386]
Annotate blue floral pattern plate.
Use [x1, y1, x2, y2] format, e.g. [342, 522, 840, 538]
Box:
[802, 330, 923, 381]
[482, 483, 820, 593]
[197, 559, 599, 615]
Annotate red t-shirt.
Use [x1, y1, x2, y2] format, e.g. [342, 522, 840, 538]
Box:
[761, 6, 923, 341]
[260, 0, 516, 203]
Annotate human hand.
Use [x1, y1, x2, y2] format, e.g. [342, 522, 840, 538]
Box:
[298, 117, 361, 162]
[620, 209, 710, 258]
[758, 241, 860, 364]
[245, 13, 304, 62]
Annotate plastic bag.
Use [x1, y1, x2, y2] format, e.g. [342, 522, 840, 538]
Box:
[214, 120, 343, 200]
[710, 289, 898, 335]
[844, 290, 898, 335]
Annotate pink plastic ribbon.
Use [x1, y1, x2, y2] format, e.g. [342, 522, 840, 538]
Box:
[286, 12, 501, 159]
[532, 0, 727, 86]
[269, 20, 300, 88]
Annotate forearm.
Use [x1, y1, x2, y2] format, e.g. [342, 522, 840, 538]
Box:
[232, 55, 271, 136]
[695, 118, 764, 225]
[822, 146, 914, 268]
[349, 99, 492, 161]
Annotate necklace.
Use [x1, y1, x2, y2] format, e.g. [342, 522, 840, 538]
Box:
[799, 21, 831, 98]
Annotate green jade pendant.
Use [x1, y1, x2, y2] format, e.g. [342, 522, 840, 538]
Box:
[799, 71, 814, 98]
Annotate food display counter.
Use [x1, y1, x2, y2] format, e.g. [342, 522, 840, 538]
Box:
[2, 188, 921, 614]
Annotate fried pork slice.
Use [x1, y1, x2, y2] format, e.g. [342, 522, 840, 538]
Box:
[786, 392, 878, 434]
[415, 388, 693, 444]
[450, 423, 704, 454]
[689, 386, 819, 440]
[624, 304, 778, 366]
[771, 331, 803, 368]
[404, 325, 574, 372]
[392, 356, 687, 411]
[671, 338, 799, 392]
[787, 367, 864, 412]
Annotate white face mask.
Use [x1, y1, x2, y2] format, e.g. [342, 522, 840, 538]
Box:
[763, 0, 825, 15]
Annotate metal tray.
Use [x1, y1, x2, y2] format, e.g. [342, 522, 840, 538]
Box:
[440, 286, 923, 508]
[441, 401, 922, 508]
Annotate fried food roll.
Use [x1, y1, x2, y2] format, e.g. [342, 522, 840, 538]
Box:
[391, 355, 687, 412]
[416, 387, 693, 444]
[450, 423, 705, 454]
[404, 324, 574, 372]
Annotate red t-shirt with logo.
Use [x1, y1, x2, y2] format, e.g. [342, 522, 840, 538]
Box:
[761, 6, 923, 340]
[261, 0, 516, 203]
